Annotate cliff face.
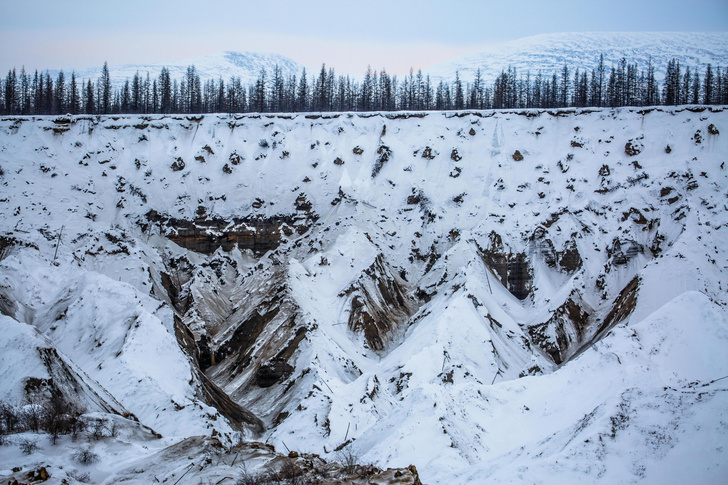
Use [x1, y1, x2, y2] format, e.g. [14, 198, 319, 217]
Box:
[154, 215, 288, 255]
[1, 107, 727, 484]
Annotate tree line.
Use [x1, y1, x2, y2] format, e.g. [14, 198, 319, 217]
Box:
[2, 56, 727, 116]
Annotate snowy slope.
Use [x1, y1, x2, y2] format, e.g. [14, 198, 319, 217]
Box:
[1, 107, 727, 483]
[52, 51, 306, 87]
[425, 32, 728, 83]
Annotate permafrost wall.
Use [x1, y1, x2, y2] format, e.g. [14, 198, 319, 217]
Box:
[0, 108, 727, 484]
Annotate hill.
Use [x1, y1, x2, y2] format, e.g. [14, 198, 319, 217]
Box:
[53, 50, 305, 87]
[424, 32, 728, 83]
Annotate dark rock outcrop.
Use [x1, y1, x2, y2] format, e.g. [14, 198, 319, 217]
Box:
[256, 358, 295, 388]
[173, 309, 265, 433]
[147, 212, 299, 255]
[525, 291, 591, 364]
[478, 232, 533, 300]
[532, 228, 583, 273]
[609, 238, 644, 265]
[343, 254, 416, 351]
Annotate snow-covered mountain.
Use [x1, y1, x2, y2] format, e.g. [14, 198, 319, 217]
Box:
[1, 107, 727, 484]
[45, 32, 728, 92]
[59, 50, 306, 87]
[425, 32, 728, 83]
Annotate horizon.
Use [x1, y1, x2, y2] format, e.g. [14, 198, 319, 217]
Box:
[1, 0, 727, 76]
[3, 31, 728, 84]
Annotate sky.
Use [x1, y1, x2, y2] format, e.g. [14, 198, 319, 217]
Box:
[0, 0, 726, 76]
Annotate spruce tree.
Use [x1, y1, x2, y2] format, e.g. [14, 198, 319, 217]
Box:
[4, 69, 17, 114]
[703, 64, 714, 104]
[85, 80, 95, 114]
[100, 61, 112, 114]
[297, 67, 308, 112]
[560, 65, 570, 107]
[69, 72, 79, 114]
[454, 71, 464, 110]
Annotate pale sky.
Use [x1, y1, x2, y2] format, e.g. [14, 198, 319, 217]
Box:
[1, 0, 726, 75]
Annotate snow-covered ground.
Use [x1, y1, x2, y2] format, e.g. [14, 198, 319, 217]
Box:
[0, 107, 727, 484]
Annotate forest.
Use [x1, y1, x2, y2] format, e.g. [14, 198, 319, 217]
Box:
[2, 55, 727, 116]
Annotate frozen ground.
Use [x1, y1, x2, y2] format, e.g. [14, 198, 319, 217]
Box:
[0, 107, 727, 484]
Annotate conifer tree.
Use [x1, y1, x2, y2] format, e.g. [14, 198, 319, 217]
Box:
[454, 71, 464, 110]
[100, 61, 112, 114]
[560, 65, 570, 107]
[681, 67, 692, 105]
[297, 67, 308, 112]
[703, 64, 714, 104]
[84, 80, 95, 114]
[69, 72, 79, 114]
[4, 69, 17, 114]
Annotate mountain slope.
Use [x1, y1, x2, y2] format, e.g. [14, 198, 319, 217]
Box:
[425, 32, 728, 83]
[56, 50, 305, 87]
[0, 107, 727, 483]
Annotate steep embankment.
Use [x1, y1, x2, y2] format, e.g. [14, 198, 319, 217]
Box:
[0, 107, 727, 484]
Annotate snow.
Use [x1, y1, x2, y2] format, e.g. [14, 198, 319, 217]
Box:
[1, 106, 727, 483]
[0, 251, 238, 442]
[0, 315, 55, 402]
[425, 32, 728, 83]
[48, 50, 306, 88]
[42, 32, 728, 91]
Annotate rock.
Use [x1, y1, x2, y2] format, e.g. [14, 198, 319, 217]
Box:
[372, 145, 392, 177]
[625, 139, 642, 156]
[609, 239, 643, 265]
[256, 359, 294, 388]
[161, 215, 291, 255]
[295, 194, 312, 212]
[229, 152, 242, 165]
[406, 193, 421, 205]
[512, 150, 524, 161]
[527, 291, 591, 364]
[171, 157, 185, 171]
[477, 232, 532, 300]
[693, 130, 703, 144]
[708, 123, 719, 135]
[409, 464, 423, 485]
[559, 240, 583, 273]
[345, 255, 415, 350]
